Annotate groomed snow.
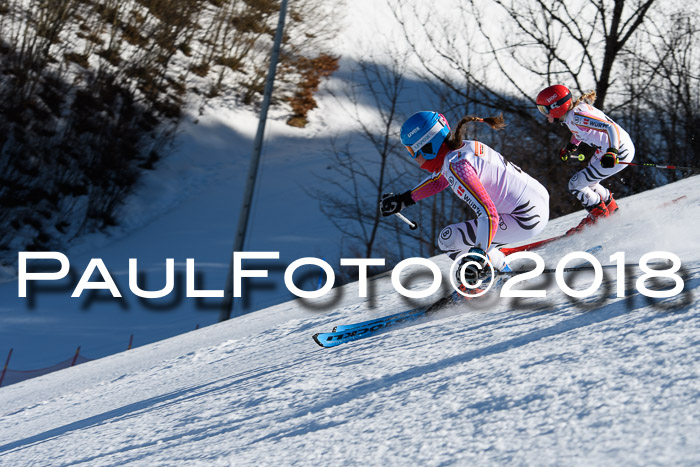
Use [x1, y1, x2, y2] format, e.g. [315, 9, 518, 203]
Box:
[0, 176, 698, 465]
[1, 0, 699, 463]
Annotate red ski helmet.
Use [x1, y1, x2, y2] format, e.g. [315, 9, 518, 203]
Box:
[536, 85, 573, 119]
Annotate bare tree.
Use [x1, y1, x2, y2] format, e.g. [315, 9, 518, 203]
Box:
[622, 6, 700, 178]
[312, 45, 487, 268]
[0, 0, 342, 264]
[314, 50, 413, 265]
[387, 0, 695, 217]
[390, 0, 657, 112]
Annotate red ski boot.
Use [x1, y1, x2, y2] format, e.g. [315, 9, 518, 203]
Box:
[605, 194, 619, 215]
[451, 283, 485, 302]
[566, 200, 609, 236]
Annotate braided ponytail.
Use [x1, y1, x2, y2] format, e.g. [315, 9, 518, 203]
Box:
[575, 90, 597, 106]
[444, 114, 506, 150]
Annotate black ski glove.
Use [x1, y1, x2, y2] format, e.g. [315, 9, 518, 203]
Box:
[601, 147, 618, 168]
[558, 142, 579, 162]
[380, 191, 415, 217]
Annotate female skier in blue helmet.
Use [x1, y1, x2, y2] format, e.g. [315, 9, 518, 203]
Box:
[380, 111, 550, 290]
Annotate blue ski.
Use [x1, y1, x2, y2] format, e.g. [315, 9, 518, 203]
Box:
[313, 296, 452, 348]
[332, 307, 429, 333]
[313, 245, 603, 348]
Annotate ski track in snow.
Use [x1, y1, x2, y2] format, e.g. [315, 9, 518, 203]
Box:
[0, 178, 699, 465]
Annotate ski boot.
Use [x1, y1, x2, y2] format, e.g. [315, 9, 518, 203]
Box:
[450, 259, 510, 303]
[450, 283, 485, 303]
[566, 200, 609, 236]
[451, 253, 487, 302]
[605, 194, 619, 215]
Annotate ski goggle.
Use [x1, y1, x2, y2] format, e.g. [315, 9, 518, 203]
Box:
[405, 144, 436, 158]
[537, 92, 572, 116]
[405, 119, 447, 159]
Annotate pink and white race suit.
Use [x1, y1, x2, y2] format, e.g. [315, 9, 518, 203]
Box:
[410, 140, 549, 269]
[562, 102, 635, 207]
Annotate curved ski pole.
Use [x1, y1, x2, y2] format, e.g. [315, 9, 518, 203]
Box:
[395, 212, 418, 230]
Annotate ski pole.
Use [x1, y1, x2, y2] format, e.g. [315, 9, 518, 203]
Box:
[395, 212, 418, 230]
[569, 155, 699, 171]
[565, 153, 586, 162]
[616, 161, 700, 171]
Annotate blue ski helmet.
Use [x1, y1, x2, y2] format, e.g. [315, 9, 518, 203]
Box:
[400, 111, 450, 160]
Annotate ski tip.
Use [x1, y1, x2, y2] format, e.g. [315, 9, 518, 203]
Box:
[586, 245, 602, 254]
[331, 326, 338, 332]
[312, 333, 325, 348]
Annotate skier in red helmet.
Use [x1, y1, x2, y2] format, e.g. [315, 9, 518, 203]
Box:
[536, 85, 635, 233]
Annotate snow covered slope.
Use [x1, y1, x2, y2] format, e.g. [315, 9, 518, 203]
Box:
[0, 0, 408, 369]
[0, 176, 698, 465]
